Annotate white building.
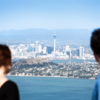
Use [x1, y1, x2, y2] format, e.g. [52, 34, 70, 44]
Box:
[65, 45, 71, 58]
[53, 34, 56, 57]
[79, 46, 84, 58]
[43, 47, 47, 54]
[38, 43, 43, 53]
[35, 41, 39, 53]
[65, 45, 70, 51]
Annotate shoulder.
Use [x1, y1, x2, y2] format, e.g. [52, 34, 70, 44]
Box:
[7, 80, 17, 85]
[4, 80, 19, 91]
[0, 80, 19, 96]
[7, 80, 18, 88]
[3, 80, 20, 100]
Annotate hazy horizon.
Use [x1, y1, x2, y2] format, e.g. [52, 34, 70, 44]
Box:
[0, 28, 91, 46]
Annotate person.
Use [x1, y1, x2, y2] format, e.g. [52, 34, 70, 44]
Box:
[0, 44, 20, 100]
[91, 29, 100, 100]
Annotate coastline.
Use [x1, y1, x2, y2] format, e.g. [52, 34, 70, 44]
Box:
[6, 75, 96, 80]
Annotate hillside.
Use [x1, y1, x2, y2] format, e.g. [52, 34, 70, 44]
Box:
[12, 58, 58, 69]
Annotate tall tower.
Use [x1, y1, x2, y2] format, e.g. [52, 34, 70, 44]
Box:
[53, 34, 56, 53]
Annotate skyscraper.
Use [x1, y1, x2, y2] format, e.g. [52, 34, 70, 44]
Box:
[65, 45, 71, 58]
[71, 48, 79, 57]
[38, 43, 42, 53]
[35, 41, 43, 54]
[79, 46, 84, 57]
[43, 47, 47, 54]
[35, 41, 39, 53]
[53, 34, 56, 53]
[47, 46, 53, 54]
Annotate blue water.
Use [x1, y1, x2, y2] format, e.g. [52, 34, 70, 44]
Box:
[7, 76, 95, 100]
[12, 58, 96, 64]
[50, 59, 96, 64]
[12, 59, 23, 62]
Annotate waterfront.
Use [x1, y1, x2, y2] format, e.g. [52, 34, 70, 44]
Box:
[10, 58, 98, 79]
[50, 59, 96, 64]
[7, 76, 95, 100]
[12, 58, 96, 64]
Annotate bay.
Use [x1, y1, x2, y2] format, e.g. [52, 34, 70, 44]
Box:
[7, 76, 95, 100]
[50, 59, 96, 64]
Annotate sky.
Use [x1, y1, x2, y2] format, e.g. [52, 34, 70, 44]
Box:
[0, 0, 100, 31]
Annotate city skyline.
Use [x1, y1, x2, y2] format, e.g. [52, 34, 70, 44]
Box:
[9, 35, 92, 60]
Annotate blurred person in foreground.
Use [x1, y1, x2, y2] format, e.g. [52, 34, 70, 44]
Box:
[0, 44, 19, 100]
[91, 29, 100, 100]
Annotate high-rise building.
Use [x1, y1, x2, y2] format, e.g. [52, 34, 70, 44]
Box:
[71, 48, 79, 57]
[43, 47, 47, 54]
[35, 41, 39, 53]
[65, 45, 70, 51]
[47, 46, 53, 54]
[38, 43, 43, 53]
[35, 41, 43, 54]
[79, 46, 84, 57]
[66, 51, 71, 58]
[53, 34, 56, 53]
[65, 45, 71, 58]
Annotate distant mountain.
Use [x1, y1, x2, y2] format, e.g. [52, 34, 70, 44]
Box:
[0, 28, 92, 45]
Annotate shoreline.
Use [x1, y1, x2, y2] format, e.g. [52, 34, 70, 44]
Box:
[6, 75, 96, 80]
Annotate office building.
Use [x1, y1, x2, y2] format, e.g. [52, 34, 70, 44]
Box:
[53, 34, 56, 53]
[71, 49, 79, 57]
[79, 46, 84, 57]
[47, 46, 53, 54]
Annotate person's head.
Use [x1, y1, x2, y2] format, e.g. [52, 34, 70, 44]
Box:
[91, 29, 100, 63]
[0, 44, 12, 74]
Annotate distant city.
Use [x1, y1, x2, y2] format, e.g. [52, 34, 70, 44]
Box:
[5, 34, 97, 80]
[9, 34, 94, 60]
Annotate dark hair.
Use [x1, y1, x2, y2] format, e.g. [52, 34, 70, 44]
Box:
[91, 29, 100, 57]
[0, 44, 12, 74]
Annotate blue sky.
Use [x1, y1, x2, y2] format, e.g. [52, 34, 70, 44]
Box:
[0, 0, 100, 30]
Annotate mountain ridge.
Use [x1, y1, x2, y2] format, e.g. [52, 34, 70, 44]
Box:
[0, 28, 92, 44]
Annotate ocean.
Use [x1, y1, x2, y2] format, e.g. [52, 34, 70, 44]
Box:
[7, 76, 95, 100]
